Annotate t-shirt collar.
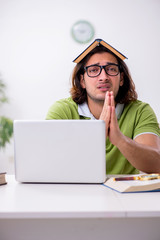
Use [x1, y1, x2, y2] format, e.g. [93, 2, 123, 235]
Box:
[78, 102, 124, 120]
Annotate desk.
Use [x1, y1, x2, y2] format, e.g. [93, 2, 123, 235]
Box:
[0, 175, 160, 240]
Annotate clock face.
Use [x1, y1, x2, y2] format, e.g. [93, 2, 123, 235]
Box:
[71, 20, 95, 44]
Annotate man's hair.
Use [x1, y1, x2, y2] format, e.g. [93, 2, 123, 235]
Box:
[70, 46, 138, 104]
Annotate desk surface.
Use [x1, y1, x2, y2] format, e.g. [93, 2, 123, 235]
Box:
[1, 175, 160, 219]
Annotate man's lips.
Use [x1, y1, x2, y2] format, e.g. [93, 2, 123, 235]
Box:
[97, 83, 111, 91]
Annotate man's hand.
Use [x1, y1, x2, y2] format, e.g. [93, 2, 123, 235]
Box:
[99, 91, 112, 138]
[99, 91, 122, 144]
[109, 104, 123, 146]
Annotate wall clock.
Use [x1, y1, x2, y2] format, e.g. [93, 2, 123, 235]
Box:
[71, 20, 95, 44]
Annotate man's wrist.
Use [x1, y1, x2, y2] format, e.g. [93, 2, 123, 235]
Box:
[115, 132, 127, 149]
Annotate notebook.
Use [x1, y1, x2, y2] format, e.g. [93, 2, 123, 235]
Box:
[14, 120, 106, 183]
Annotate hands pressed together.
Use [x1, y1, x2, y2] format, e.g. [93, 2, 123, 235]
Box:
[99, 91, 123, 146]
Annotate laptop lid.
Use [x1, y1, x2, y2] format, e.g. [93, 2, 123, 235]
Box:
[14, 120, 106, 183]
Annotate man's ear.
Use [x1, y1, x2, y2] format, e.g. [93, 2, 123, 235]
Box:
[80, 75, 86, 89]
[120, 72, 124, 87]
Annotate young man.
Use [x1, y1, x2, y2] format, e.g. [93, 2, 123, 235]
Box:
[46, 39, 160, 174]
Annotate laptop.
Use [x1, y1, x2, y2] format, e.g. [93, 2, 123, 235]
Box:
[14, 120, 106, 183]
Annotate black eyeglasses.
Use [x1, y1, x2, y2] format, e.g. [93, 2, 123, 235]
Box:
[84, 63, 120, 77]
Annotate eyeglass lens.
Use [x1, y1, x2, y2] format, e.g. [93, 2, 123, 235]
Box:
[86, 64, 119, 77]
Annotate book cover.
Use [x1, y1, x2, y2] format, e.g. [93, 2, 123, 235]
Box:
[73, 38, 127, 63]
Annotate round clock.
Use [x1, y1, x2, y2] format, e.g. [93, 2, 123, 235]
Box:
[71, 20, 95, 44]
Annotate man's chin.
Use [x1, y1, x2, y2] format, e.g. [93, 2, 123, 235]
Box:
[88, 95, 105, 103]
[96, 93, 107, 101]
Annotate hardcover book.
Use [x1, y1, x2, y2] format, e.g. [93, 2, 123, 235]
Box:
[73, 38, 127, 63]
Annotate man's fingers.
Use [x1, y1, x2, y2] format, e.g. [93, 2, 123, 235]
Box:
[100, 105, 110, 120]
[103, 91, 110, 107]
[100, 91, 115, 121]
[110, 92, 115, 107]
[111, 106, 116, 123]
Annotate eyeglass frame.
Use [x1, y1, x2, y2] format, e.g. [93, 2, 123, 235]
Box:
[84, 63, 120, 77]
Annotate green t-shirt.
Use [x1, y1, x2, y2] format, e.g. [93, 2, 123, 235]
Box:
[46, 97, 160, 174]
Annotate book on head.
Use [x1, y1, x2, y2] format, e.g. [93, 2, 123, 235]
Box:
[73, 38, 127, 63]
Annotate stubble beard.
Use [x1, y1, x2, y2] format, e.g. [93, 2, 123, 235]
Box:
[87, 92, 106, 106]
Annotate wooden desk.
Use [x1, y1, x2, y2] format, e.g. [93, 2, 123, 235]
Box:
[0, 175, 160, 240]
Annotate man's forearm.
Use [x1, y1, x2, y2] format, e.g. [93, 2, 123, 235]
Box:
[116, 134, 160, 173]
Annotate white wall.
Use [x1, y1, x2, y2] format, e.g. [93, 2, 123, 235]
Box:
[0, 0, 160, 173]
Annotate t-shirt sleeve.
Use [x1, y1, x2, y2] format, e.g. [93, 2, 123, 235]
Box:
[46, 101, 73, 119]
[133, 103, 160, 138]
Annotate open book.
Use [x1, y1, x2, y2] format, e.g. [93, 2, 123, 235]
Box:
[103, 174, 160, 193]
[73, 39, 127, 63]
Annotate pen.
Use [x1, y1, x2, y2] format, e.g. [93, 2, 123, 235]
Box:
[113, 174, 160, 181]
[114, 176, 139, 181]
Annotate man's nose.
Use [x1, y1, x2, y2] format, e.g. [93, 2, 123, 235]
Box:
[99, 67, 108, 79]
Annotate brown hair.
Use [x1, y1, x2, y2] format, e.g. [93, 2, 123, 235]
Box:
[70, 46, 138, 104]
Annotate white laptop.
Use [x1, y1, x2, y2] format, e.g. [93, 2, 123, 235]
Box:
[14, 120, 106, 183]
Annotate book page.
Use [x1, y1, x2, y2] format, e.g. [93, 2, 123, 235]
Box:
[123, 179, 160, 186]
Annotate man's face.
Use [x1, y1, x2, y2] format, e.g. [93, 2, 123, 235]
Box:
[80, 52, 124, 104]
